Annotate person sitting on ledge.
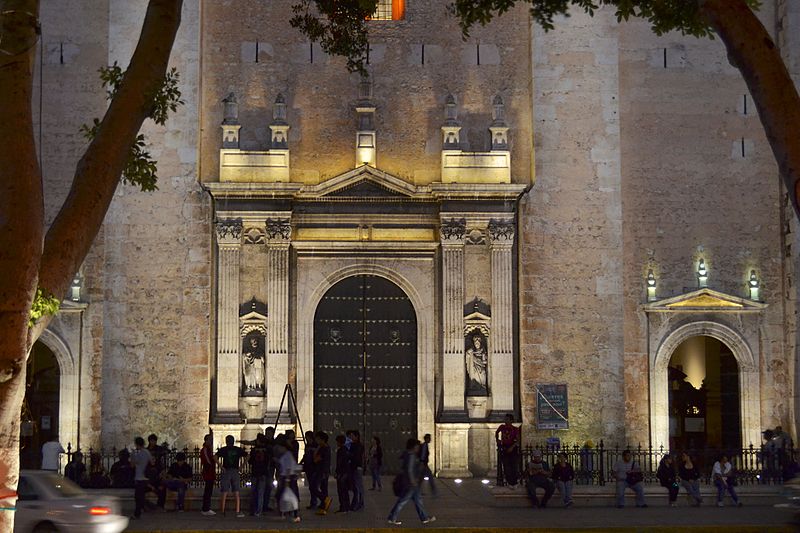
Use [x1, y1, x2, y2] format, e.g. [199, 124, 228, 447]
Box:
[158, 452, 193, 511]
[525, 449, 554, 508]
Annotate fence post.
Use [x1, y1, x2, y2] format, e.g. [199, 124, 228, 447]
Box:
[598, 440, 605, 486]
[496, 441, 505, 486]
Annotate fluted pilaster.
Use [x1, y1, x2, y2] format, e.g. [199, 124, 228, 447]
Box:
[215, 218, 243, 419]
[265, 218, 291, 419]
[489, 219, 515, 412]
[441, 218, 466, 413]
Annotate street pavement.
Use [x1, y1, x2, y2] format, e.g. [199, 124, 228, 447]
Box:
[118, 477, 800, 532]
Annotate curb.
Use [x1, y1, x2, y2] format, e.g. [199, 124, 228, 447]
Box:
[127, 527, 796, 533]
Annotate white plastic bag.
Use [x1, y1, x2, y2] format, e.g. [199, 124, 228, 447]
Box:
[279, 488, 299, 512]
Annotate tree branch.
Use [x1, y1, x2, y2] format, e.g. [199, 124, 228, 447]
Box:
[37, 0, 183, 302]
[701, 0, 800, 217]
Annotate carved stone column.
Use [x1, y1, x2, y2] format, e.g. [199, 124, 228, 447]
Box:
[265, 217, 291, 420]
[489, 219, 515, 413]
[215, 218, 243, 421]
[441, 218, 467, 414]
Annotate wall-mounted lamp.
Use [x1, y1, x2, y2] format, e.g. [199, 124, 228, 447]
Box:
[697, 259, 708, 288]
[748, 270, 760, 301]
[646, 269, 657, 302]
[69, 274, 82, 302]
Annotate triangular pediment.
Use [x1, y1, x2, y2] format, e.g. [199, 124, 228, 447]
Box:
[644, 288, 767, 313]
[302, 165, 422, 199]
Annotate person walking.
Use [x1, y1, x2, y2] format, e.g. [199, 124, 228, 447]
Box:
[130, 437, 152, 520]
[678, 452, 703, 507]
[200, 434, 217, 516]
[275, 435, 302, 522]
[216, 434, 247, 517]
[40, 435, 64, 472]
[656, 454, 679, 507]
[387, 438, 435, 526]
[495, 414, 521, 488]
[525, 449, 555, 508]
[551, 452, 574, 507]
[419, 434, 437, 497]
[712, 454, 742, 507]
[249, 434, 270, 516]
[314, 431, 333, 515]
[368, 436, 383, 491]
[612, 450, 647, 508]
[334, 435, 351, 514]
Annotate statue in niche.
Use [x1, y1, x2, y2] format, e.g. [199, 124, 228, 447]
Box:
[242, 333, 265, 395]
[465, 332, 489, 396]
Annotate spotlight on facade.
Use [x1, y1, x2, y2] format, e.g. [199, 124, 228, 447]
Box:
[481, 479, 490, 485]
[273, 480, 278, 487]
[69, 274, 82, 302]
[697, 259, 708, 288]
[646, 269, 657, 302]
[749, 270, 760, 301]
[454, 478, 463, 484]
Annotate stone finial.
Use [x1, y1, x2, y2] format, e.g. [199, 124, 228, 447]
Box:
[221, 93, 242, 149]
[442, 93, 462, 149]
[490, 94, 509, 150]
[222, 93, 239, 125]
[270, 93, 290, 149]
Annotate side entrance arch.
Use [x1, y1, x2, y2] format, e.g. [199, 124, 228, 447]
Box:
[313, 274, 417, 473]
[650, 320, 760, 450]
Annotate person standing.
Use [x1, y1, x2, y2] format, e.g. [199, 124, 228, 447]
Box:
[200, 434, 217, 516]
[302, 431, 319, 510]
[387, 438, 435, 525]
[334, 435, 351, 514]
[678, 452, 702, 507]
[249, 434, 270, 516]
[40, 435, 64, 472]
[712, 454, 742, 507]
[314, 431, 332, 515]
[656, 455, 679, 507]
[130, 437, 152, 520]
[612, 450, 646, 508]
[551, 452, 574, 507]
[525, 449, 555, 508]
[419, 434, 437, 497]
[216, 434, 247, 517]
[368, 436, 383, 491]
[348, 430, 365, 511]
[495, 414, 521, 487]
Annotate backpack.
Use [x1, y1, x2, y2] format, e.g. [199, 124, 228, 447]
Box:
[392, 473, 408, 497]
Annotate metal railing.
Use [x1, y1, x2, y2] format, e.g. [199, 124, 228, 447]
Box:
[496, 441, 799, 487]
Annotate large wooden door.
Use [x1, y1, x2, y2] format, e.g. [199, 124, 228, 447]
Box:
[314, 275, 417, 473]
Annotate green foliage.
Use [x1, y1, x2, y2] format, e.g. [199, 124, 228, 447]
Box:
[289, 0, 762, 71]
[450, 0, 762, 39]
[29, 288, 60, 327]
[80, 62, 184, 192]
[290, 0, 378, 74]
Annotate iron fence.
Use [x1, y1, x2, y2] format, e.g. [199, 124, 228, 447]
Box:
[497, 441, 799, 487]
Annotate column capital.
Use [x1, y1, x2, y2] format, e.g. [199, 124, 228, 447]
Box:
[216, 218, 243, 245]
[265, 218, 292, 243]
[440, 217, 467, 244]
[488, 219, 515, 244]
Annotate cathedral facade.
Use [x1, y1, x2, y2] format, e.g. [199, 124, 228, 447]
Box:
[26, 0, 800, 475]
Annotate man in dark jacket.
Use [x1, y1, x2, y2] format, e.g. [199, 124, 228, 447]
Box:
[525, 449, 555, 508]
[314, 432, 333, 515]
[347, 430, 365, 511]
[302, 431, 319, 510]
[249, 434, 271, 516]
[334, 435, 351, 513]
[551, 452, 574, 507]
[387, 438, 435, 525]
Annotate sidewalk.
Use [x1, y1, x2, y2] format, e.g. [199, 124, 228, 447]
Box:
[116, 477, 798, 532]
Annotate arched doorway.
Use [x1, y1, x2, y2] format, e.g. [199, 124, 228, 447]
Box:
[313, 274, 417, 473]
[667, 335, 741, 451]
[20, 341, 61, 469]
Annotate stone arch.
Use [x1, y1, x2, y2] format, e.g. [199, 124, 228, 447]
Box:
[649, 320, 760, 449]
[35, 329, 80, 456]
[296, 261, 435, 455]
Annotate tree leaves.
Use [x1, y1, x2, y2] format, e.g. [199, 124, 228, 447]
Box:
[80, 63, 184, 192]
[29, 288, 60, 327]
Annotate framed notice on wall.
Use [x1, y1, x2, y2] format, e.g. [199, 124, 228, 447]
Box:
[536, 383, 569, 430]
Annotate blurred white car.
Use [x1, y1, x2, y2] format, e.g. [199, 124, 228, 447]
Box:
[13, 470, 128, 533]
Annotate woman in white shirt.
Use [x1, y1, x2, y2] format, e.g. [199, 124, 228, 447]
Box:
[712, 455, 742, 507]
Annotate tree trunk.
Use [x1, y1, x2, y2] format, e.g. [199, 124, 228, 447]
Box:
[0, 0, 44, 529]
[700, 0, 800, 217]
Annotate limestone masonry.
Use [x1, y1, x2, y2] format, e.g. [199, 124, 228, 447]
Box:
[31, 1, 800, 475]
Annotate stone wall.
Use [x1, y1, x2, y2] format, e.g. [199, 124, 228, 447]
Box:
[199, 1, 534, 185]
[521, 8, 625, 445]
